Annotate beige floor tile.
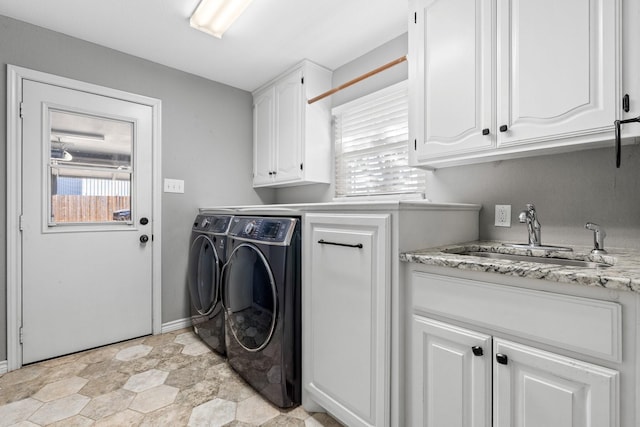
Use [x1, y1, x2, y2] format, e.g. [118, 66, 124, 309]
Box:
[79, 371, 129, 398]
[115, 344, 153, 361]
[32, 376, 88, 402]
[27, 393, 90, 425]
[286, 405, 312, 420]
[0, 366, 47, 388]
[263, 414, 307, 426]
[93, 409, 144, 427]
[139, 403, 193, 426]
[0, 398, 42, 427]
[188, 398, 236, 427]
[182, 340, 213, 356]
[47, 414, 95, 427]
[122, 368, 169, 393]
[129, 384, 179, 413]
[174, 332, 201, 346]
[305, 413, 345, 427]
[80, 388, 135, 420]
[0, 331, 343, 427]
[235, 394, 280, 425]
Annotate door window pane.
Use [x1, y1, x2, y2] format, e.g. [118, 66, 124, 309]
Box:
[48, 110, 133, 224]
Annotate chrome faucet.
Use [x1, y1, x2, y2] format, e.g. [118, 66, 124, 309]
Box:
[585, 222, 607, 254]
[518, 203, 541, 246]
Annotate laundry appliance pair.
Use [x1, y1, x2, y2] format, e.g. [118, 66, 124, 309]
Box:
[187, 213, 301, 408]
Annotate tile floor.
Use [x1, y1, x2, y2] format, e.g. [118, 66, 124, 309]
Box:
[0, 328, 343, 426]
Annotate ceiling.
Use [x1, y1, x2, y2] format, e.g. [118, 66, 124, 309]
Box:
[0, 0, 408, 92]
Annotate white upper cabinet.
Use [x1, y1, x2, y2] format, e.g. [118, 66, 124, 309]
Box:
[252, 60, 332, 187]
[409, 0, 633, 169]
[409, 0, 495, 160]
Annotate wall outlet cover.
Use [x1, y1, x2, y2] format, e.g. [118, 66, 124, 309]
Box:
[495, 204, 511, 227]
[164, 178, 184, 193]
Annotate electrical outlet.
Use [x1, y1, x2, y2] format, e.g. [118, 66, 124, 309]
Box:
[495, 204, 511, 227]
[164, 178, 184, 193]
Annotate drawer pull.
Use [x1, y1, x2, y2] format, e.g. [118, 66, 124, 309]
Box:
[496, 353, 508, 365]
[318, 239, 363, 249]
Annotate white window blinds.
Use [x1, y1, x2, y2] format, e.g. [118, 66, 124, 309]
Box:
[333, 81, 425, 198]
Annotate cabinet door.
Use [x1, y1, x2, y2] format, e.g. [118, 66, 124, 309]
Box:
[494, 338, 619, 427]
[304, 213, 390, 427]
[411, 316, 491, 427]
[496, 0, 619, 146]
[274, 69, 303, 183]
[253, 88, 275, 186]
[410, 0, 494, 161]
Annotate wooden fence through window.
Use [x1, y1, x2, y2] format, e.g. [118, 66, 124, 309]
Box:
[51, 195, 130, 223]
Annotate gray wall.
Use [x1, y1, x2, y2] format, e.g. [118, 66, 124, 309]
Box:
[0, 15, 275, 360]
[276, 32, 640, 249]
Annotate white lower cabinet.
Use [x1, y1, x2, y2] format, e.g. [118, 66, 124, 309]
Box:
[410, 272, 621, 427]
[493, 339, 618, 427]
[411, 317, 492, 427]
[303, 213, 390, 427]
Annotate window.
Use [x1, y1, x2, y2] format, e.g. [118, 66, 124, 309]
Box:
[48, 110, 133, 224]
[333, 81, 425, 198]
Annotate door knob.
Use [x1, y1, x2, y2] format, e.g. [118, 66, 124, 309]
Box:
[140, 217, 149, 225]
[140, 235, 149, 243]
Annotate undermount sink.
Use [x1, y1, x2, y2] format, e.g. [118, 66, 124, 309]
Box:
[459, 251, 612, 269]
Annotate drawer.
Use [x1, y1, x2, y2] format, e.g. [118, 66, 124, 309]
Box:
[412, 272, 622, 363]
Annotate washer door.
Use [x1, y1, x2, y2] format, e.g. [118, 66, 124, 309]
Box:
[223, 243, 277, 352]
[188, 234, 220, 315]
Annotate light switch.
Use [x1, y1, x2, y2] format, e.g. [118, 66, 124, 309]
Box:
[164, 178, 184, 193]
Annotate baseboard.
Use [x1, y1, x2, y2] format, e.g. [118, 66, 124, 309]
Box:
[161, 317, 192, 334]
[0, 360, 8, 375]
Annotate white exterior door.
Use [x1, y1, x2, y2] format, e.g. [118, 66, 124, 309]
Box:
[21, 79, 154, 364]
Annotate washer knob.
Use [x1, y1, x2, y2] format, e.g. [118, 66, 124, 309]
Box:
[244, 221, 256, 235]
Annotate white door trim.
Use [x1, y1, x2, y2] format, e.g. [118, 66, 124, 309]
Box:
[6, 65, 163, 371]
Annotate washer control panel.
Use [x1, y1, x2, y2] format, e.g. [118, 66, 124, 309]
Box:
[229, 216, 298, 245]
[192, 214, 232, 234]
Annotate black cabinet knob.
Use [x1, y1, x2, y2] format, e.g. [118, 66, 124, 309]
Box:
[496, 353, 508, 365]
[482, 128, 490, 136]
[471, 346, 484, 356]
[499, 125, 508, 132]
[140, 235, 149, 243]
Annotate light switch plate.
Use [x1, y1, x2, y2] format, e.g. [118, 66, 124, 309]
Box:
[495, 204, 511, 227]
[164, 178, 184, 193]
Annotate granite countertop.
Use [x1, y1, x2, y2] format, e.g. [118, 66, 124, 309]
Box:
[400, 241, 640, 293]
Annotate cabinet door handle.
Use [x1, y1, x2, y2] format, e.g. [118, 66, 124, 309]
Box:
[499, 125, 508, 132]
[496, 353, 508, 365]
[482, 128, 490, 136]
[268, 171, 273, 175]
[317, 239, 363, 249]
[471, 346, 483, 356]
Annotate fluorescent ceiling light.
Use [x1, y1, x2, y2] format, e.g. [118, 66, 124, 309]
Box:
[190, 0, 253, 39]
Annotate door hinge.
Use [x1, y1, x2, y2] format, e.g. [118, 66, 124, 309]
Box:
[19, 214, 24, 231]
[414, 12, 417, 24]
[19, 102, 24, 118]
[301, 77, 304, 84]
[300, 163, 303, 170]
[19, 326, 23, 344]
